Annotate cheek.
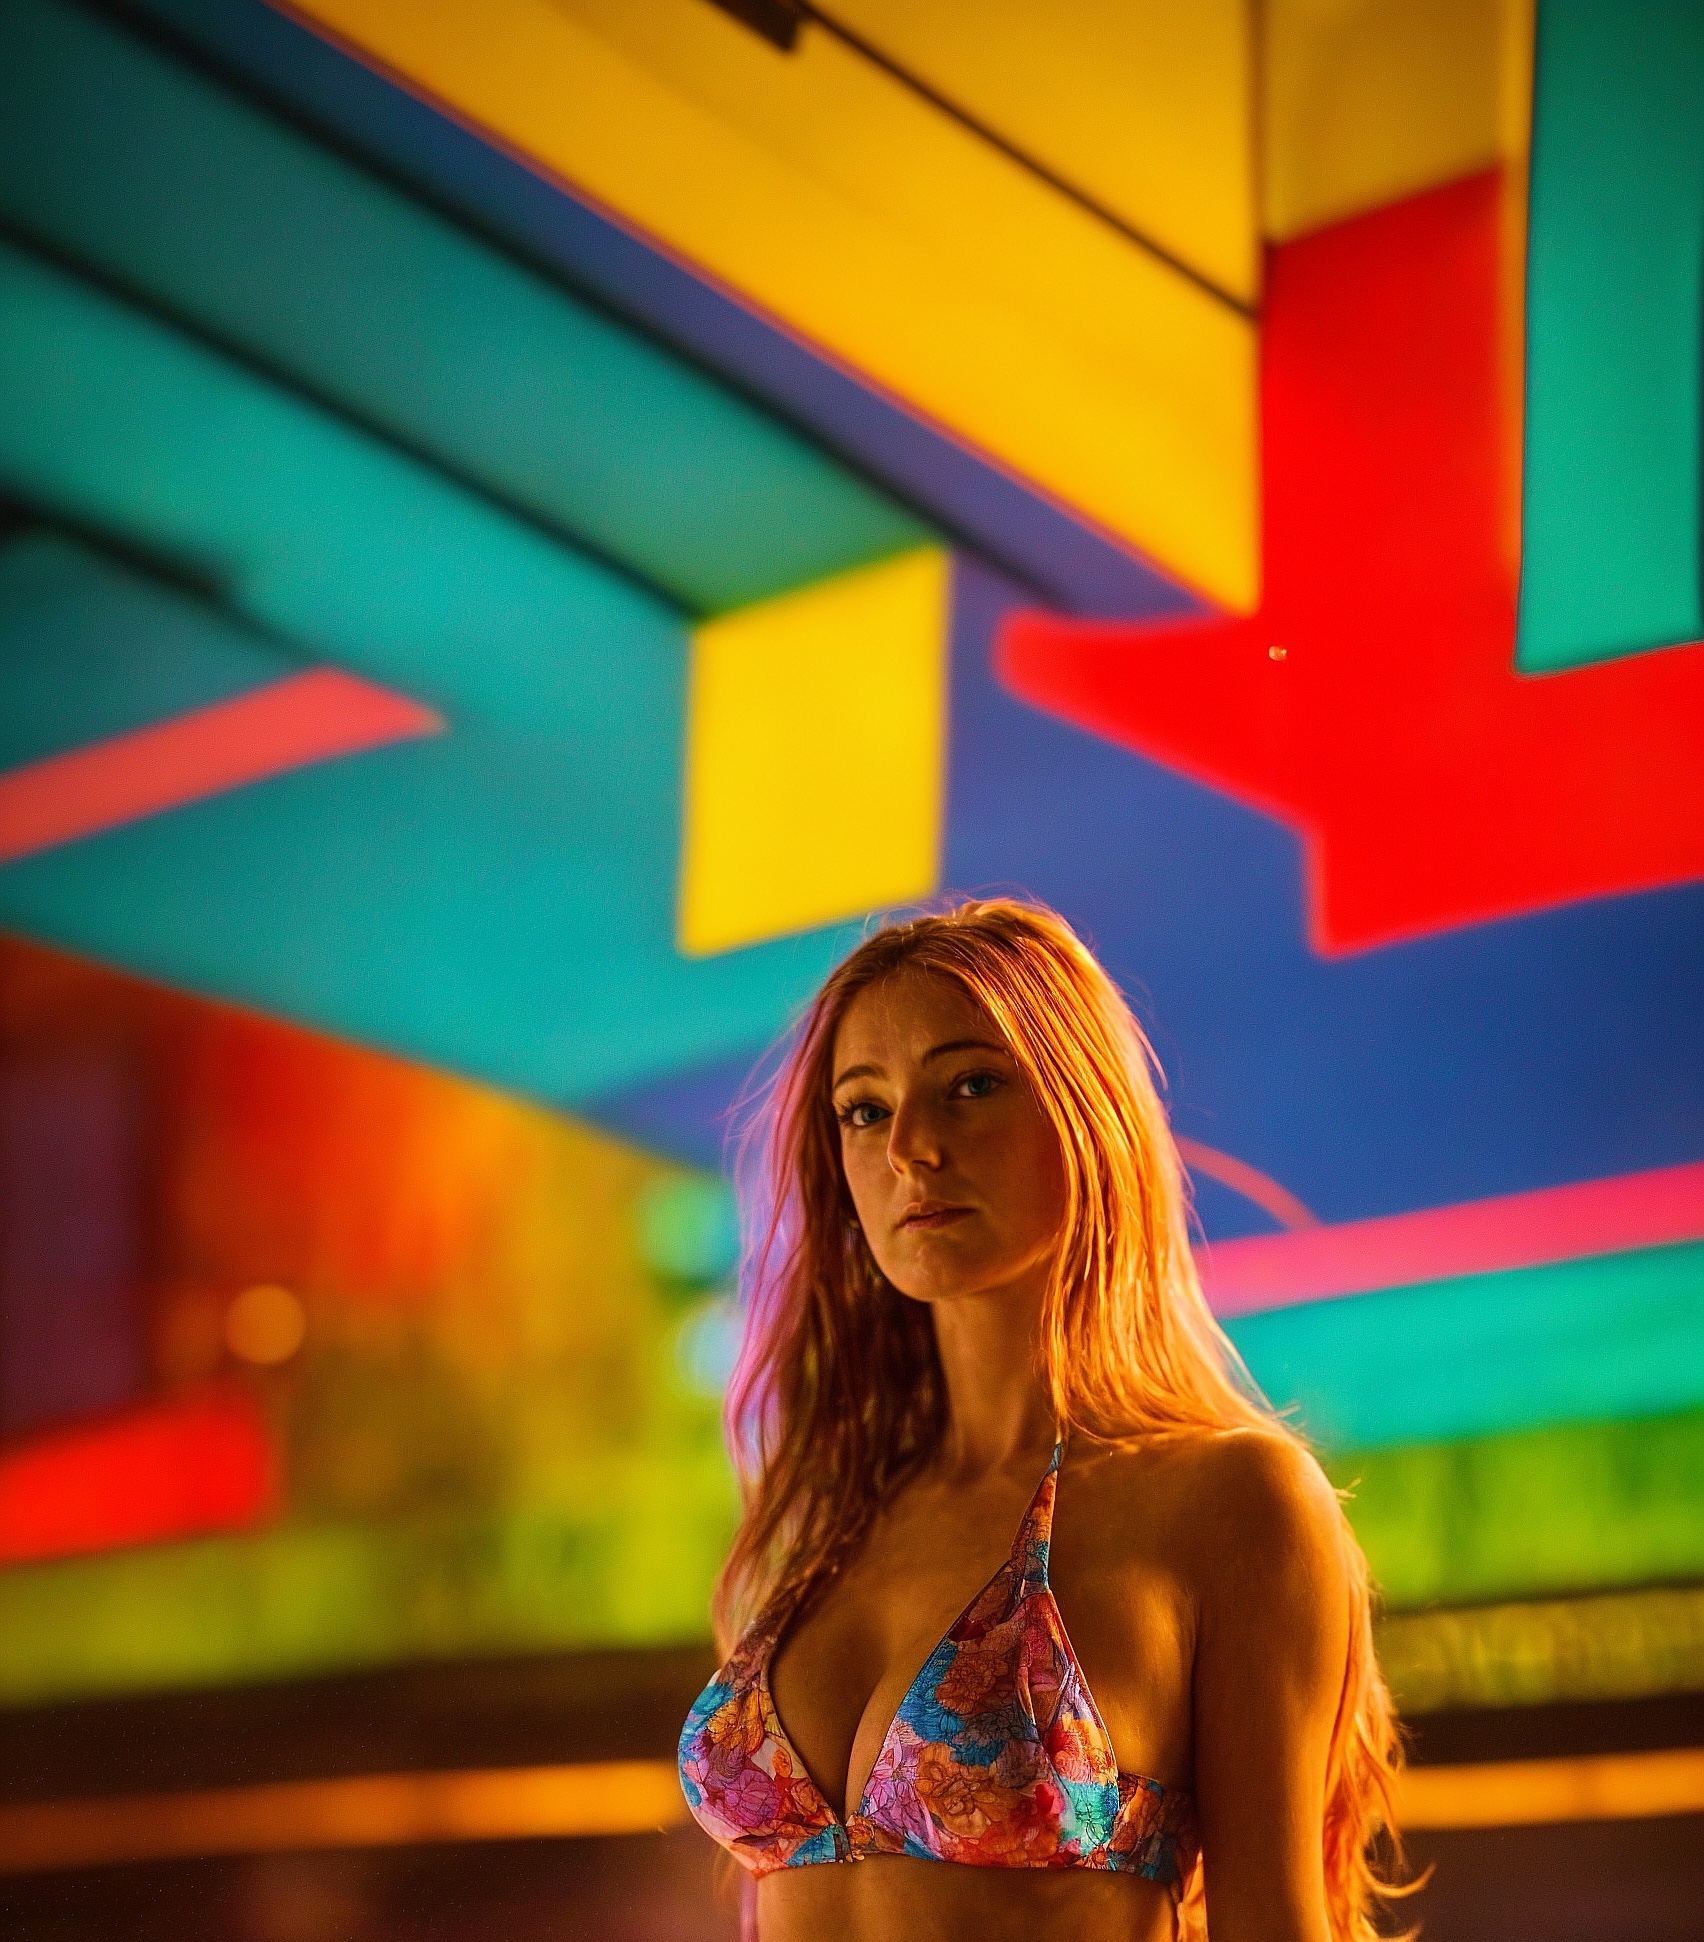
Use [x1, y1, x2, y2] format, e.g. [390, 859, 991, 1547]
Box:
[841, 1146, 911, 1284]
[981, 1114, 1067, 1243]
[839, 1137, 888, 1227]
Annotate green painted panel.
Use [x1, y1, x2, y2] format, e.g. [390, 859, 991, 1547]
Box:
[0, 0, 928, 615]
[1229, 1241, 1704, 1452]
[1331, 1406, 1704, 1611]
[1516, 0, 1704, 670]
[0, 1454, 736, 1708]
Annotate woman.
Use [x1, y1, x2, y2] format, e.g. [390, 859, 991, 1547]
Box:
[680, 901, 1406, 1940]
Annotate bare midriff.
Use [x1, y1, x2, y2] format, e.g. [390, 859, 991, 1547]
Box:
[758, 1855, 1177, 1942]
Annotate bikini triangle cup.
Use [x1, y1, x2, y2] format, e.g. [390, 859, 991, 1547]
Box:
[678, 1443, 1197, 1879]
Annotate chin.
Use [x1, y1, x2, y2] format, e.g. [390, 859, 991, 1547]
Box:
[881, 1266, 963, 1306]
[886, 1267, 1019, 1308]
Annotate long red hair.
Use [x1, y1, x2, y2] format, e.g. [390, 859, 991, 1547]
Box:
[717, 899, 1407, 1940]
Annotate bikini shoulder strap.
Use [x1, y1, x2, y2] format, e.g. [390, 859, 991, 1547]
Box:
[1011, 1440, 1064, 1596]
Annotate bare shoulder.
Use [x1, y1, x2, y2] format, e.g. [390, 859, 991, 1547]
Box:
[1081, 1423, 1336, 1517]
[1180, 1426, 1341, 1535]
[1077, 1427, 1347, 1595]
[1183, 1431, 1352, 1647]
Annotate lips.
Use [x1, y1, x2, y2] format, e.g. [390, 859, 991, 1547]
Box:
[899, 1203, 972, 1231]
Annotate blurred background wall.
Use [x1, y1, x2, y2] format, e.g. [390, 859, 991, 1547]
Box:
[0, 1, 1701, 1935]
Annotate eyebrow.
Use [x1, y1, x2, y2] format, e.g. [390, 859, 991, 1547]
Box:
[924, 1037, 1011, 1065]
[831, 1038, 1012, 1091]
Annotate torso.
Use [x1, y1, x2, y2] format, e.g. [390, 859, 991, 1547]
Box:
[760, 1434, 1211, 1942]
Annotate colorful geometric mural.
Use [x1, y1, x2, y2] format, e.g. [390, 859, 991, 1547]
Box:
[0, 936, 737, 1703]
[0, 0, 1701, 1757]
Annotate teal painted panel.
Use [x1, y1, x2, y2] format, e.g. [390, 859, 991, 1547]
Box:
[1516, 0, 1704, 671]
[0, 0, 928, 615]
[0, 538, 859, 1104]
[1227, 1241, 1704, 1450]
[0, 535, 293, 763]
[0, 238, 678, 747]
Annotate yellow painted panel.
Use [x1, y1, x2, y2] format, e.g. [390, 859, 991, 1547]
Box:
[1264, 0, 1535, 239]
[281, 0, 1259, 609]
[679, 548, 948, 958]
[824, 0, 1257, 305]
[1378, 1583, 1704, 1715]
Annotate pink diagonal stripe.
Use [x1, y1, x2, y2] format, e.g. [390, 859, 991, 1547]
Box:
[1198, 1161, 1704, 1316]
[0, 670, 443, 864]
[1176, 1136, 1318, 1230]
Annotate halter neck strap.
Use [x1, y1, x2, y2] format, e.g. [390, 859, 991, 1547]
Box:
[1010, 1439, 1064, 1597]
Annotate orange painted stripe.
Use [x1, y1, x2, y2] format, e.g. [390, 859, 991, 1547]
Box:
[1395, 1747, 1704, 1830]
[4, 1749, 1702, 1874]
[0, 1761, 686, 1874]
[0, 670, 443, 865]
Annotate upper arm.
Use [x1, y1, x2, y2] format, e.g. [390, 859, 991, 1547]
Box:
[1186, 1432, 1351, 1942]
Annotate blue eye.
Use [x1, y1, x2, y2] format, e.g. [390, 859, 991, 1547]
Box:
[839, 1100, 887, 1129]
[957, 1070, 998, 1099]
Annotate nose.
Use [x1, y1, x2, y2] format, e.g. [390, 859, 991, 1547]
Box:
[886, 1091, 943, 1174]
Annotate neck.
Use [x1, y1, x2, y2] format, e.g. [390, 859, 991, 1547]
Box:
[928, 1273, 1058, 1483]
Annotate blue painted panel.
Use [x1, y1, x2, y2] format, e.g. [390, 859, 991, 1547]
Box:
[943, 557, 1704, 1229]
[588, 1047, 775, 1175]
[584, 559, 1704, 1235]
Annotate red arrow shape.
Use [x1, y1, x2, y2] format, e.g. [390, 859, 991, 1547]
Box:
[1001, 171, 1704, 954]
[0, 669, 443, 865]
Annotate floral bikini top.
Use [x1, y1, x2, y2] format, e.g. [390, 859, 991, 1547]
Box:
[678, 1445, 1197, 1881]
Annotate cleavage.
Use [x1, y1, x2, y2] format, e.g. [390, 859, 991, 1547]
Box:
[766, 1505, 1027, 1818]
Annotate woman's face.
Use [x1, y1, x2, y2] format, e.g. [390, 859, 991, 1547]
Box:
[830, 969, 1067, 1308]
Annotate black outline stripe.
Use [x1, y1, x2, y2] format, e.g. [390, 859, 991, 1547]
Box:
[800, 4, 1259, 319]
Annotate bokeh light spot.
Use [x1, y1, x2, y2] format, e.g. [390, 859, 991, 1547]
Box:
[636, 1175, 739, 1286]
[675, 1296, 743, 1398]
[225, 1283, 307, 1366]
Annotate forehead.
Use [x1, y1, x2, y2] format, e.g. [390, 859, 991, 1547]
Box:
[831, 968, 1001, 1072]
